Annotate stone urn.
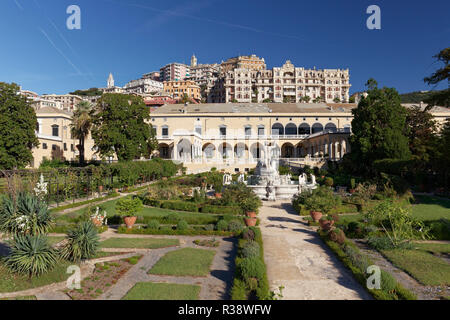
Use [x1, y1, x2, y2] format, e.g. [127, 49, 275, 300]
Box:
[244, 217, 257, 227]
[319, 219, 334, 231]
[124, 216, 137, 229]
[310, 211, 323, 222]
[246, 211, 257, 218]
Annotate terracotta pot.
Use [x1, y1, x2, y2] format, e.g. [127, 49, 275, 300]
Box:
[244, 217, 257, 227]
[215, 193, 222, 199]
[310, 211, 323, 222]
[98, 185, 103, 193]
[319, 219, 334, 231]
[124, 216, 137, 229]
[246, 211, 257, 218]
[91, 218, 103, 227]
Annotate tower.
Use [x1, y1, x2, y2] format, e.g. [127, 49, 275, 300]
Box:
[107, 73, 115, 88]
[190, 54, 197, 67]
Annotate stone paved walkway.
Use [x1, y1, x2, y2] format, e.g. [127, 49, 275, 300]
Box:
[259, 200, 372, 300]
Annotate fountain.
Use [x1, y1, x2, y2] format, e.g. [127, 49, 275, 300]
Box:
[247, 142, 317, 200]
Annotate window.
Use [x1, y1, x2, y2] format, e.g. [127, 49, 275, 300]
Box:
[258, 126, 265, 136]
[52, 144, 57, 151]
[43, 143, 47, 150]
[195, 126, 202, 135]
[220, 126, 226, 137]
[51, 125, 59, 137]
[64, 143, 67, 151]
[162, 126, 169, 137]
[245, 126, 251, 136]
[36, 122, 40, 133]
[71, 144, 74, 151]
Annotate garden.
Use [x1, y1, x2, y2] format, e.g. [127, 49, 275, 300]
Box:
[292, 174, 450, 300]
[0, 167, 269, 300]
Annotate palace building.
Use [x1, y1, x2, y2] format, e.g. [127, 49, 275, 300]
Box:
[150, 102, 450, 174]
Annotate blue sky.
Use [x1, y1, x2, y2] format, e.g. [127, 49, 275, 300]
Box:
[0, 0, 448, 95]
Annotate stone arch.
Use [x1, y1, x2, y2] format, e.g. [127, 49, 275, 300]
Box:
[202, 143, 216, 160]
[177, 139, 192, 161]
[311, 123, 324, 134]
[298, 123, 310, 135]
[158, 143, 171, 159]
[325, 122, 337, 133]
[285, 123, 297, 136]
[234, 142, 248, 159]
[281, 142, 295, 158]
[271, 123, 284, 136]
[218, 142, 233, 159]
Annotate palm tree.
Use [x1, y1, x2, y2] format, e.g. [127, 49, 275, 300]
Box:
[70, 101, 92, 165]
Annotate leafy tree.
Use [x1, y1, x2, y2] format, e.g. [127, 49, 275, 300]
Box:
[0, 82, 39, 169]
[302, 96, 311, 103]
[91, 93, 157, 161]
[423, 47, 449, 108]
[405, 105, 438, 165]
[333, 97, 341, 103]
[177, 93, 194, 104]
[70, 101, 92, 165]
[434, 119, 450, 188]
[349, 79, 411, 174]
[69, 88, 103, 97]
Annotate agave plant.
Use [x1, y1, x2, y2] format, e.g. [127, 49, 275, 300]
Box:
[60, 221, 100, 262]
[0, 192, 53, 236]
[5, 234, 57, 277]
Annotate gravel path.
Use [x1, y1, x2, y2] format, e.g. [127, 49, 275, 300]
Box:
[259, 200, 372, 300]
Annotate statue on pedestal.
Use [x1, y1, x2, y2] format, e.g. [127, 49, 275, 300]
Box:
[223, 173, 232, 185]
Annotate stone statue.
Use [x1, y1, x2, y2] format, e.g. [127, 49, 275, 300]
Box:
[223, 173, 232, 185]
[237, 173, 245, 183]
[265, 180, 276, 201]
[310, 174, 316, 185]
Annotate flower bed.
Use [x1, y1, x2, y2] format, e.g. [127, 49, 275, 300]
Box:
[317, 231, 416, 300]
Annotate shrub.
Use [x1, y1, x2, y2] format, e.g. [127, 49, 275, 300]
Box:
[231, 279, 248, 300]
[200, 205, 241, 215]
[228, 220, 244, 233]
[304, 186, 342, 214]
[115, 197, 143, 217]
[216, 219, 228, 231]
[241, 241, 260, 258]
[176, 220, 189, 231]
[161, 200, 199, 212]
[329, 228, 346, 244]
[5, 234, 57, 277]
[238, 257, 265, 280]
[0, 192, 53, 236]
[241, 228, 256, 241]
[324, 177, 334, 187]
[60, 221, 100, 262]
[147, 220, 160, 230]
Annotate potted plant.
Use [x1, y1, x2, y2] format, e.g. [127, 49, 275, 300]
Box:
[89, 206, 107, 227]
[240, 196, 260, 218]
[304, 186, 341, 223]
[319, 215, 335, 231]
[115, 197, 143, 229]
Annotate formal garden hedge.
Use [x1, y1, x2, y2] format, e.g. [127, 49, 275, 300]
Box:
[318, 231, 416, 300]
[231, 227, 270, 300]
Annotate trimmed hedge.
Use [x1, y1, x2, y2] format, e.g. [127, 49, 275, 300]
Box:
[49, 192, 120, 213]
[200, 205, 241, 215]
[117, 226, 233, 236]
[231, 227, 270, 300]
[160, 200, 199, 212]
[318, 231, 416, 300]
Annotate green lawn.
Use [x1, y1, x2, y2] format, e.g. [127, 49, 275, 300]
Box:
[0, 260, 72, 293]
[381, 248, 450, 286]
[54, 197, 223, 224]
[100, 238, 179, 249]
[411, 195, 450, 221]
[412, 242, 450, 254]
[122, 282, 200, 300]
[148, 248, 215, 277]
